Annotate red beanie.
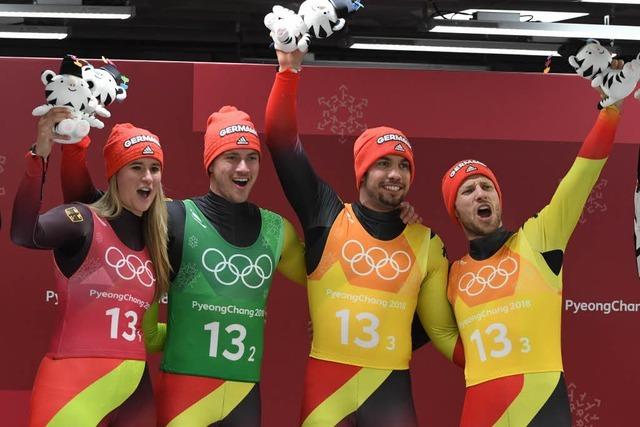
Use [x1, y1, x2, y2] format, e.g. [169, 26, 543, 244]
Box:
[441, 159, 502, 224]
[103, 123, 163, 180]
[353, 126, 415, 191]
[203, 106, 261, 170]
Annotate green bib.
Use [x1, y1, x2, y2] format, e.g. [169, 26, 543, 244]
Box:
[161, 199, 284, 382]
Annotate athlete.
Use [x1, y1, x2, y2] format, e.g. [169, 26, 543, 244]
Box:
[11, 106, 169, 426]
[60, 106, 308, 426]
[265, 49, 449, 426]
[434, 80, 624, 425]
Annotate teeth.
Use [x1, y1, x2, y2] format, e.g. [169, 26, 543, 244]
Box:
[384, 185, 400, 191]
[234, 178, 249, 182]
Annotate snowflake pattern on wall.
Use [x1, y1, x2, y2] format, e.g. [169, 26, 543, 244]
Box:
[317, 85, 368, 144]
[568, 382, 601, 427]
[579, 178, 607, 225]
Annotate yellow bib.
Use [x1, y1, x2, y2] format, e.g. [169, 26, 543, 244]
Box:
[448, 233, 563, 386]
[308, 204, 431, 370]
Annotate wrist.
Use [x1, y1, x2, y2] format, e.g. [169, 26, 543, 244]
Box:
[25, 147, 46, 177]
[278, 66, 301, 73]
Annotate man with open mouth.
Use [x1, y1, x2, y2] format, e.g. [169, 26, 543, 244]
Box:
[431, 69, 626, 426]
[59, 106, 308, 426]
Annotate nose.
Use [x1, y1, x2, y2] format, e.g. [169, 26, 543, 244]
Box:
[473, 186, 489, 200]
[387, 166, 402, 180]
[141, 168, 153, 183]
[236, 159, 250, 173]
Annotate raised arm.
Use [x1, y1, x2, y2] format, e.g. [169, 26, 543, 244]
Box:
[276, 218, 307, 286]
[264, 50, 343, 233]
[11, 108, 92, 250]
[61, 137, 103, 204]
[522, 105, 620, 254]
[416, 233, 464, 367]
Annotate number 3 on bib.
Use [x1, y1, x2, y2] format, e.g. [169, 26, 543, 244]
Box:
[336, 309, 395, 350]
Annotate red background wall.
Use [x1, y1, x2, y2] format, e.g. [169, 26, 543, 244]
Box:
[1, 57, 639, 426]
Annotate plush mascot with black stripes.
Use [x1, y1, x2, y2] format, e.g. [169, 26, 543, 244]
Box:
[32, 54, 103, 144]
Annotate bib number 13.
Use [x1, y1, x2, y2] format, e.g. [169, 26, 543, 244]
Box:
[105, 307, 138, 342]
[469, 322, 531, 362]
[336, 309, 395, 350]
[204, 322, 256, 362]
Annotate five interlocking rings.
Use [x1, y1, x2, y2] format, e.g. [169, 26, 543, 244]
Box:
[458, 256, 519, 297]
[201, 248, 273, 289]
[105, 246, 155, 288]
[341, 240, 412, 281]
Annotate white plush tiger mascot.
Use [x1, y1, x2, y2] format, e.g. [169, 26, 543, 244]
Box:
[298, 0, 362, 39]
[568, 40, 640, 109]
[264, 5, 310, 53]
[568, 39, 612, 87]
[32, 55, 103, 144]
[82, 59, 128, 119]
[598, 52, 640, 109]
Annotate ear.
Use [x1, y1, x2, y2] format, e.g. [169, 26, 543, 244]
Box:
[115, 87, 127, 100]
[41, 70, 56, 85]
[264, 13, 274, 28]
[332, 18, 346, 32]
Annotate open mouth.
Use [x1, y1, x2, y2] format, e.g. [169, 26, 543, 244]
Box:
[233, 178, 249, 188]
[137, 188, 152, 199]
[477, 205, 492, 219]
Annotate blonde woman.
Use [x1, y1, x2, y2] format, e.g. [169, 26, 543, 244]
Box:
[11, 107, 169, 427]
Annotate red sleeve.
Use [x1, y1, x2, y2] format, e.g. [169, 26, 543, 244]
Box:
[60, 136, 101, 204]
[577, 107, 620, 160]
[11, 152, 90, 250]
[452, 337, 465, 368]
[265, 70, 300, 152]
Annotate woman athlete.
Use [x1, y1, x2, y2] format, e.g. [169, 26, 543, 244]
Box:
[11, 106, 169, 427]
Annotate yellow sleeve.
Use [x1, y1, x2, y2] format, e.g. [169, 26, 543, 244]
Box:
[142, 301, 167, 353]
[416, 233, 459, 362]
[522, 157, 606, 252]
[276, 218, 307, 286]
[523, 108, 619, 252]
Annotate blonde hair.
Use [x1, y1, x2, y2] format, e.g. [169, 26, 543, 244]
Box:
[90, 178, 170, 301]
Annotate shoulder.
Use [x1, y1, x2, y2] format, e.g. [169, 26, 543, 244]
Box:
[167, 198, 185, 212]
[56, 203, 93, 225]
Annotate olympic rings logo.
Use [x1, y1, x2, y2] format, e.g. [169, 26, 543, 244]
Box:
[105, 246, 155, 288]
[458, 256, 518, 297]
[341, 240, 412, 281]
[201, 248, 273, 289]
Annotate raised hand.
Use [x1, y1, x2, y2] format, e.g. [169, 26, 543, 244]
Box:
[35, 107, 72, 158]
[276, 48, 305, 73]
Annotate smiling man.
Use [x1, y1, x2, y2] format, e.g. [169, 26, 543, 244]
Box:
[265, 49, 449, 427]
[435, 97, 623, 426]
[60, 106, 307, 426]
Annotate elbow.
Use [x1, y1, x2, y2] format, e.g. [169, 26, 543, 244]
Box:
[10, 228, 31, 248]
